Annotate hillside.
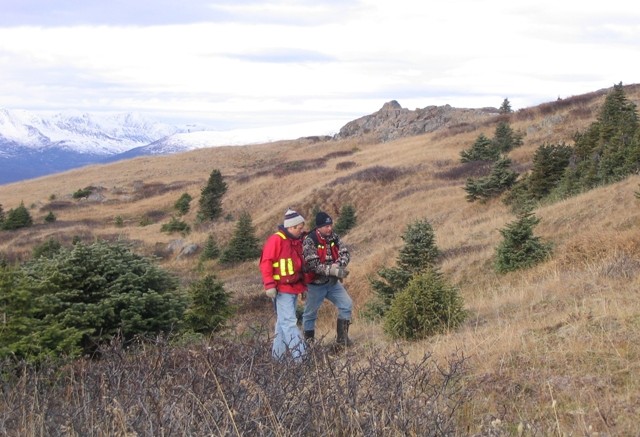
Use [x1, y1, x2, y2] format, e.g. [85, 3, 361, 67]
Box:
[1, 84, 640, 434]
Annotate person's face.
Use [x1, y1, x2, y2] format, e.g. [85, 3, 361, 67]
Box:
[317, 223, 332, 237]
[288, 222, 305, 238]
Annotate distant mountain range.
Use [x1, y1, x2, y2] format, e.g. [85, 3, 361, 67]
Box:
[0, 102, 499, 185]
[0, 108, 344, 185]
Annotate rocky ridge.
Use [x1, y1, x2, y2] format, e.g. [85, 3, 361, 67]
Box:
[336, 100, 500, 142]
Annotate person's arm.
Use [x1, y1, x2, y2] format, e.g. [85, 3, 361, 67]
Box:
[333, 234, 351, 267]
[259, 235, 279, 290]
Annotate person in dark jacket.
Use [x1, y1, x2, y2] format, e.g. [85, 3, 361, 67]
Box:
[259, 208, 307, 361]
[302, 211, 353, 346]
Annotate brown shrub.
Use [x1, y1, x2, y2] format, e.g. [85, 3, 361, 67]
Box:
[335, 161, 357, 170]
[0, 336, 471, 436]
[334, 165, 408, 184]
[436, 161, 493, 181]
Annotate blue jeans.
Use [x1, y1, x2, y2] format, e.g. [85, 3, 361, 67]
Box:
[303, 280, 353, 332]
[273, 292, 306, 361]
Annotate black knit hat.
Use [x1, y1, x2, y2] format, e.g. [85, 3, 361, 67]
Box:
[315, 211, 333, 227]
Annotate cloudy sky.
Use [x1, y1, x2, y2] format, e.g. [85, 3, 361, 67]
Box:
[1, 0, 639, 134]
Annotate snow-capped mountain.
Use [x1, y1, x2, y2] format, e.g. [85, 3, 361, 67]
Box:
[0, 108, 187, 185]
[0, 108, 346, 185]
[114, 120, 343, 159]
[0, 108, 180, 155]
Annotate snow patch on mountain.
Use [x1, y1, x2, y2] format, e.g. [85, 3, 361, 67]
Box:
[0, 108, 182, 154]
[126, 119, 345, 156]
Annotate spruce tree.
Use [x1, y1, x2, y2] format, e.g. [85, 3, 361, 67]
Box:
[492, 121, 523, 153]
[0, 203, 5, 226]
[0, 241, 187, 362]
[499, 98, 513, 114]
[44, 211, 56, 223]
[333, 204, 357, 235]
[220, 212, 261, 264]
[465, 158, 518, 202]
[560, 83, 640, 195]
[460, 133, 500, 162]
[174, 192, 193, 215]
[366, 218, 439, 317]
[526, 143, 573, 200]
[397, 219, 440, 273]
[384, 268, 466, 340]
[200, 234, 221, 261]
[495, 211, 552, 273]
[2, 202, 33, 230]
[184, 274, 233, 333]
[198, 169, 227, 221]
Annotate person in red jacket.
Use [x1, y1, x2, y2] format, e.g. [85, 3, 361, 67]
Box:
[259, 208, 307, 361]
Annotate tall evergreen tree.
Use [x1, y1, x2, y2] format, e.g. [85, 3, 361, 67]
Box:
[220, 212, 261, 264]
[198, 169, 227, 221]
[0, 203, 5, 226]
[560, 83, 640, 195]
[527, 143, 573, 199]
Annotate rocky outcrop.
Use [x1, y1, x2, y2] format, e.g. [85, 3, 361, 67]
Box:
[335, 100, 499, 142]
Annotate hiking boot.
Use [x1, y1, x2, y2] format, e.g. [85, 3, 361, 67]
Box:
[336, 318, 353, 347]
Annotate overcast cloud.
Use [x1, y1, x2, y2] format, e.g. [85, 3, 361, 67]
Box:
[0, 0, 639, 133]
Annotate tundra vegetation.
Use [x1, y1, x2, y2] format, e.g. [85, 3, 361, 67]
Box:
[1, 83, 640, 435]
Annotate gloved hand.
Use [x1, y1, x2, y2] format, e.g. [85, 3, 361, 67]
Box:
[328, 264, 349, 279]
[265, 288, 277, 299]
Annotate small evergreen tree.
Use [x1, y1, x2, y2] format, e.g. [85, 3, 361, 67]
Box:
[2, 202, 33, 230]
[200, 234, 221, 261]
[495, 211, 552, 273]
[198, 169, 227, 221]
[460, 133, 500, 163]
[220, 212, 261, 264]
[492, 121, 523, 153]
[465, 158, 518, 203]
[44, 211, 56, 223]
[333, 204, 357, 235]
[184, 274, 233, 333]
[0, 203, 5, 226]
[384, 268, 466, 340]
[72, 187, 93, 199]
[499, 98, 513, 114]
[366, 218, 439, 318]
[174, 192, 193, 215]
[161, 217, 191, 235]
[396, 219, 440, 273]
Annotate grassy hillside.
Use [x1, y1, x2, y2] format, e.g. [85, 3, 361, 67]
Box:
[2, 84, 640, 434]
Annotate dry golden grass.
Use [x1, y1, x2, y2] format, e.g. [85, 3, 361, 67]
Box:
[2, 84, 640, 435]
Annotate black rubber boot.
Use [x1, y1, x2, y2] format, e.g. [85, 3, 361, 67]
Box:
[336, 318, 353, 347]
[304, 330, 315, 343]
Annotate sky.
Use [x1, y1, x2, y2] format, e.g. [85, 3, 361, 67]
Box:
[1, 0, 639, 136]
